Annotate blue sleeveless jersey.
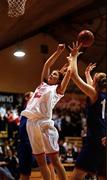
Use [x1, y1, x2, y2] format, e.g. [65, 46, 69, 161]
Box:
[86, 92, 107, 142]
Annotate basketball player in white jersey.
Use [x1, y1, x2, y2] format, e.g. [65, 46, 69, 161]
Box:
[21, 44, 73, 180]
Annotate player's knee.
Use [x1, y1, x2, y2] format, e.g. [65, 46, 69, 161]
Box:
[50, 155, 60, 167]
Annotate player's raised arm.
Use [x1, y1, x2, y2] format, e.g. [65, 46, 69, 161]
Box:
[85, 63, 96, 86]
[41, 44, 65, 82]
[68, 41, 97, 102]
[56, 58, 72, 95]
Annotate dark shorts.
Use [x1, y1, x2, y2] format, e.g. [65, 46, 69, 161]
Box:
[18, 116, 52, 175]
[18, 116, 34, 175]
[75, 141, 106, 176]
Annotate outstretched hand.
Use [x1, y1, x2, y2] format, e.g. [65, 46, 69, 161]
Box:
[85, 63, 96, 75]
[68, 41, 82, 57]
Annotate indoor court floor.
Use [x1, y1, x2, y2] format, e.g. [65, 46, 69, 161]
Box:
[30, 170, 71, 179]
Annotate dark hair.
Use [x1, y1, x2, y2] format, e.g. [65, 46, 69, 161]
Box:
[22, 91, 33, 109]
[58, 70, 64, 83]
[24, 91, 33, 99]
[95, 73, 107, 92]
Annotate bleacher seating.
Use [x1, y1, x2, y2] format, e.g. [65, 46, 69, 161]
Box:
[0, 131, 8, 138]
[65, 136, 83, 147]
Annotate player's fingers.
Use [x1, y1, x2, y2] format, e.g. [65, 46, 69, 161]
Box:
[76, 41, 78, 47]
[91, 64, 96, 69]
[78, 52, 83, 56]
[78, 42, 82, 50]
[92, 63, 96, 67]
[68, 45, 72, 51]
[89, 63, 93, 66]
[73, 42, 75, 48]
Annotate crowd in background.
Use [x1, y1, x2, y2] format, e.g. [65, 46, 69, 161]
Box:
[0, 93, 87, 139]
[53, 93, 87, 139]
[0, 92, 88, 179]
[0, 136, 82, 179]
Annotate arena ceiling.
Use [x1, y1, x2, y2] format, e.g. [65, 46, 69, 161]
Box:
[0, 0, 106, 75]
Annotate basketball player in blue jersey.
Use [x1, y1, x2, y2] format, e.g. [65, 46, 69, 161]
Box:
[18, 92, 34, 180]
[21, 43, 73, 180]
[68, 41, 107, 180]
[85, 62, 107, 148]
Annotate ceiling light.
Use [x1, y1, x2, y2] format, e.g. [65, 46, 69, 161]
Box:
[13, 50, 25, 57]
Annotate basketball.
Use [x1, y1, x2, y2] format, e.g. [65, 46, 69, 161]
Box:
[77, 30, 94, 47]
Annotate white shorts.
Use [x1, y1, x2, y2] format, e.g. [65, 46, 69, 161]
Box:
[26, 119, 59, 155]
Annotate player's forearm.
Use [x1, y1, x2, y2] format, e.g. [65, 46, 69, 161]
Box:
[70, 56, 97, 99]
[70, 56, 78, 76]
[72, 74, 96, 100]
[85, 73, 93, 86]
[62, 70, 72, 93]
[45, 44, 65, 68]
[45, 48, 63, 68]
[41, 45, 64, 82]
[57, 63, 72, 94]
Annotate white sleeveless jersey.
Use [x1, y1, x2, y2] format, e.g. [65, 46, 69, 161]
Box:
[21, 82, 63, 120]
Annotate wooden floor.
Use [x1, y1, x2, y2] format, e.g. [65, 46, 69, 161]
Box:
[30, 171, 72, 179]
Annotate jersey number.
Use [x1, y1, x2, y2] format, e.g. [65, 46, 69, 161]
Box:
[101, 99, 106, 119]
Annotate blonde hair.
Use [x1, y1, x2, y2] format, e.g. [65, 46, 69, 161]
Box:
[94, 72, 107, 92]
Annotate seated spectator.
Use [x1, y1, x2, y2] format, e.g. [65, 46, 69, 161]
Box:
[4, 149, 20, 180]
[65, 148, 73, 163]
[0, 149, 14, 180]
[72, 143, 81, 161]
[59, 139, 67, 163]
[3, 139, 11, 157]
